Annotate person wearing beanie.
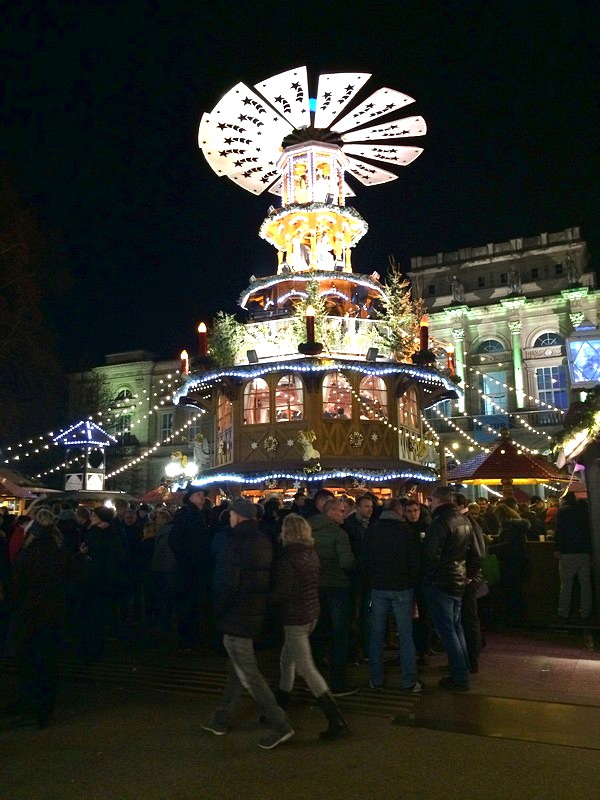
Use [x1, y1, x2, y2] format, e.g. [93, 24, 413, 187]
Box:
[203, 498, 294, 750]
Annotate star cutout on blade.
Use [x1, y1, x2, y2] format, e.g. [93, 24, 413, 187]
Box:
[217, 122, 227, 130]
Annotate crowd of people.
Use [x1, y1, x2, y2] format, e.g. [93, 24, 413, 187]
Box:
[0, 486, 593, 748]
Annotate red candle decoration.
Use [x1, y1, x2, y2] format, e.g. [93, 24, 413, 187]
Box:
[419, 316, 429, 351]
[180, 349, 189, 375]
[197, 322, 207, 356]
[305, 305, 315, 343]
[446, 344, 455, 374]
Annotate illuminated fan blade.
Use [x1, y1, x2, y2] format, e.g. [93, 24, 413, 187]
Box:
[343, 144, 424, 166]
[314, 72, 371, 129]
[343, 181, 356, 197]
[341, 115, 427, 142]
[268, 178, 283, 197]
[199, 83, 292, 184]
[345, 157, 399, 185]
[227, 165, 280, 195]
[254, 67, 310, 130]
[331, 88, 415, 133]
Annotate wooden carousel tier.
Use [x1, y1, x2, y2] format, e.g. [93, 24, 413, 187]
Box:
[238, 270, 386, 315]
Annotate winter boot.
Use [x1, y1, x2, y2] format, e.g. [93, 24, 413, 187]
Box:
[316, 692, 351, 741]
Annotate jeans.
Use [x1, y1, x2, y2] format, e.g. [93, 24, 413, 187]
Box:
[461, 582, 481, 670]
[368, 589, 418, 688]
[426, 584, 470, 688]
[218, 634, 290, 732]
[279, 621, 329, 697]
[558, 553, 593, 618]
[310, 587, 351, 693]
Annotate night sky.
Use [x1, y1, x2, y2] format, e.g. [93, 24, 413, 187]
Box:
[4, 1, 598, 371]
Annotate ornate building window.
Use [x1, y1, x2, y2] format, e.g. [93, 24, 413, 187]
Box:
[160, 411, 173, 443]
[533, 332, 564, 348]
[275, 374, 304, 421]
[114, 414, 131, 441]
[536, 366, 568, 411]
[322, 372, 352, 419]
[243, 378, 270, 425]
[216, 392, 233, 466]
[476, 339, 505, 354]
[115, 387, 133, 401]
[359, 376, 387, 420]
[398, 386, 418, 429]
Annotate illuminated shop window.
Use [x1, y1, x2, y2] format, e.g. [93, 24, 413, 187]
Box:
[398, 387, 418, 429]
[216, 392, 233, 466]
[275, 374, 304, 422]
[243, 378, 271, 425]
[359, 375, 387, 420]
[217, 393, 232, 433]
[322, 372, 352, 419]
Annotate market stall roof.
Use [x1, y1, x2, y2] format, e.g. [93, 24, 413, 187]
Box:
[139, 486, 185, 504]
[0, 468, 62, 499]
[447, 430, 571, 486]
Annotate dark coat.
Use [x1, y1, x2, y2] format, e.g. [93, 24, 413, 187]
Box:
[6, 530, 83, 655]
[213, 519, 273, 639]
[309, 514, 355, 587]
[343, 512, 373, 563]
[554, 504, 592, 554]
[82, 523, 127, 597]
[423, 503, 481, 597]
[361, 513, 420, 591]
[169, 504, 212, 571]
[269, 543, 320, 625]
[489, 518, 530, 586]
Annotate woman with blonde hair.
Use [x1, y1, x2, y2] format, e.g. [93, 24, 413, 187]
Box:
[269, 513, 350, 741]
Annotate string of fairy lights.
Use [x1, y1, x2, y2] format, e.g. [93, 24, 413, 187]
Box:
[1, 375, 185, 466]
[1, 362, 572, 488]
[105, 412, 205, 479]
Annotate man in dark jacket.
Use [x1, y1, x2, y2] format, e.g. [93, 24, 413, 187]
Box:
[343, 494, 374, 663]
[309, 498, 357, 696]
[361, 498, 422, 692]
[423, 486, 481, 691]
[203, 499, 294, 750]
[554, 493, 592, 621]
[168, 488, 212, 652]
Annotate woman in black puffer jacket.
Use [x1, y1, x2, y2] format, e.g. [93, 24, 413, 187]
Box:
[269, 513, 350, 741]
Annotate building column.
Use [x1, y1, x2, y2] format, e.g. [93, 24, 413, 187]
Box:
[451, 326, 466, 412]
[508, 320, 525, 408]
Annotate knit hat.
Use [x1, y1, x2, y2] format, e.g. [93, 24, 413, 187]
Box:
[229, 499, 257, 520]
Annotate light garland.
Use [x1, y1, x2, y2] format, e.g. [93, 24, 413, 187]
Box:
[106, 412, 205, 478]
[176, 360, 459, 404]
[239, 271, 387, 309]
[422, 418, 461, 464]
[467, 367, 566, 415]
[186, 464, 438, 488]
[462, 380, 553, 442]
[348, 385, 436, 447]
